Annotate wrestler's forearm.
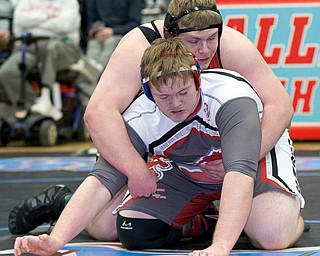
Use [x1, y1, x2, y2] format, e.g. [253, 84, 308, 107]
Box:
[50, 176, 111, 248]
[85, 103, 148, 178]
[210, 172, 254, 254]
[259, 101, 293, 159]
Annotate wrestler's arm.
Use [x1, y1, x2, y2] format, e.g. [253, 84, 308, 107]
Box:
[89, 123, 157, 197]
[14, 123, 153, 256]
[191, 98, 261, 255]
[14, 176, 111, 256]
[84, 25, 160, 196]
[220, 26, 293, 159]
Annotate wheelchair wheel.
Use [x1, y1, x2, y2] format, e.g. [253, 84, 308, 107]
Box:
[0, 119, 10, 146]
[38, 119, 58, 146]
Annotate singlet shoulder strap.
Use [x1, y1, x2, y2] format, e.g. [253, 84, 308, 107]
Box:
[138, 20, 162, 44]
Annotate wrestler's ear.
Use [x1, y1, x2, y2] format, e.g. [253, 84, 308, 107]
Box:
[193, 55, 201, 90]
[140, 70, 155, 102]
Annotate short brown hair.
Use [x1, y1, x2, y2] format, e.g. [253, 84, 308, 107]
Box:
[140, 37, 196, 90]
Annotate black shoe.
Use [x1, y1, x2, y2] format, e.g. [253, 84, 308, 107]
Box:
[8, 184, 72, 235]
[304, 222, 311, 232]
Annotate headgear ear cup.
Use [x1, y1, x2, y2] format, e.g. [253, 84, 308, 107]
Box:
[164, 12, 179, 37]
[140, 70, 155, 102]
[192, 55, 201, 90]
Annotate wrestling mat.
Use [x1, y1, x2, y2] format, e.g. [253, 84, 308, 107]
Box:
[1, 242, 320, 255]
[0, 146, 319, 255]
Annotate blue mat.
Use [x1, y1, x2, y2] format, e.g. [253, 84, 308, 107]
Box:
[1, 242, 320, 255]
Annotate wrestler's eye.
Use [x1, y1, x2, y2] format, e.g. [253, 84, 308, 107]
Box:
[183, 36, 198, 44]
[159, 95, 169, 100]
[188, 39, 198, 45]
[208, 35, 216, 41]
[179, 90, 188, 96]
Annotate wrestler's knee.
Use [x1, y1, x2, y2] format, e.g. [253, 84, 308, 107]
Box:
[86, 221, 118, 241]
[117, 214, 182, 250]
[245, 211, 302, 249]
[245, 193, 303, 249]
[247, 227, 293, 250]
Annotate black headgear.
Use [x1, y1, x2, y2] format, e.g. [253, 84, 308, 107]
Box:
[164, 6, 223, 38]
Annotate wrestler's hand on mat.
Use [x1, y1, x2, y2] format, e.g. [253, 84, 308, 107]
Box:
[199, 159, 225, 182]
[14, 234, 62, 256]
[127, 168, 157, 198]
[189, 243, 230, 256]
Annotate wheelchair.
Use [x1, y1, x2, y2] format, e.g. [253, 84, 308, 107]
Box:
[0, 32, 91, 146]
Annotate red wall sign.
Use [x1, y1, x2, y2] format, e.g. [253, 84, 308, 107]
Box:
[217, 0, 320, 140]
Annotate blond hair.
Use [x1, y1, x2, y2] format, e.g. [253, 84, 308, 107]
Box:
[140, 37, 197, 90]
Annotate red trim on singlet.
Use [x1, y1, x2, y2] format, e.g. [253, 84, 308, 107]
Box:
[259, 157, 268, 182]
[185, 96, 202, 120]
[208, 53, 222, 69]
[173, 192, 221, 227]
[259, 157, 280, 186]
[164, 127, 218, 156]
[122, 197, 138, 207]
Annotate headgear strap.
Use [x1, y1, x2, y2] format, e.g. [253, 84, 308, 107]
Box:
[164, 6, 223, 37]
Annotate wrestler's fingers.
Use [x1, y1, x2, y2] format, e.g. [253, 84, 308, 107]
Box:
[189, 251, 211, 256]
[14, 237, 28, 256]
[38, 233, 49, 240]
[14, 237, 21, 251]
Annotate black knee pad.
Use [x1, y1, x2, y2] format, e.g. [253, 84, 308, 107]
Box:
[117, 213, 182, 250]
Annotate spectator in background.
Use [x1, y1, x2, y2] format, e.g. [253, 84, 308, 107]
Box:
[0, 0, 14, 106]
[0, 0, 14, 54]
[0, 0, 81, 120]
[85, 0, 143, 68]
[0, 30, 10, 52]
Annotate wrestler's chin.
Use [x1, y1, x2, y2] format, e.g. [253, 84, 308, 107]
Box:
[167, 111, 188, 123]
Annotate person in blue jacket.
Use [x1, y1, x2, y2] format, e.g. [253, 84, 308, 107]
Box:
[85, 0, 144, 68]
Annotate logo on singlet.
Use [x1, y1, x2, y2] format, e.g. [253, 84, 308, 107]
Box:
[147, 155, 173, 180]
[120, 220, 133, 230]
